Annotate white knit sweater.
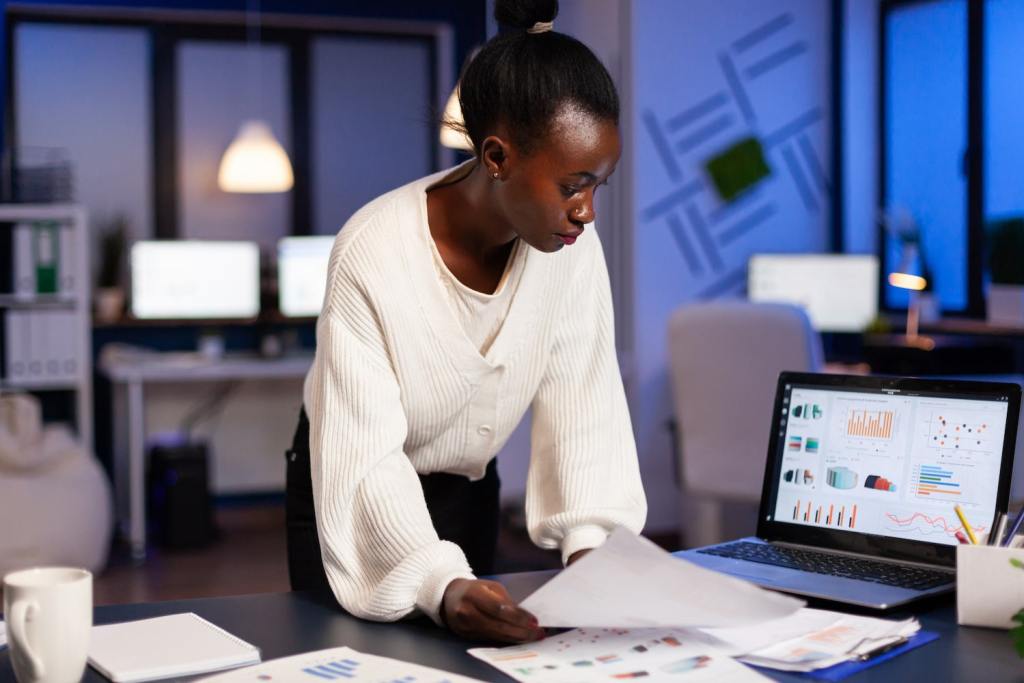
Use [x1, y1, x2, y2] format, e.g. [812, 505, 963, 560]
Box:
[303, 166, 647, 625]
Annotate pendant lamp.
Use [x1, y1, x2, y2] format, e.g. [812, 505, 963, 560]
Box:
[218, 120, 294, 193]
[217, 0, 294, 193]
[439, 84, 474, 152]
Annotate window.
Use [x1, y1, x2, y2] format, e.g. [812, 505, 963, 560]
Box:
[984, 1, 1024, 254]
[8, 8, 455, 267]
[881, 0, 968, 312]
[879, 0, 1023, 316]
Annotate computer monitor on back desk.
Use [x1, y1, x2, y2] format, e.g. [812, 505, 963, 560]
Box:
[748, 254, 880, 333]
[277, 236, 334, 318]
[130, 240, 261, 320]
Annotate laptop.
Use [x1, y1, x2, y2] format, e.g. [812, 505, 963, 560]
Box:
[680, 372, 1021, 609]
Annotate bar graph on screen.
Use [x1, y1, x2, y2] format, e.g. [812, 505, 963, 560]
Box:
[847, 409, 895, 439]
[914, 464, 962, 498]
[793, 499, 858, 529]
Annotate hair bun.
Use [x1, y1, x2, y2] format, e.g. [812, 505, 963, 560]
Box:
[494, 0, 559, 32]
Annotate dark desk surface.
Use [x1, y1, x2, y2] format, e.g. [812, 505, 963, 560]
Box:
[1, 570, 1021, 682]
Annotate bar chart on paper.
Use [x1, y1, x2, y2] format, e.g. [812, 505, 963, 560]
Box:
[301, 659, 361, 680]
[206, 647, 482, 683]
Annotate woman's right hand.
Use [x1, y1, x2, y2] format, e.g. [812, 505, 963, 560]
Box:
[442, 578, 545, 643]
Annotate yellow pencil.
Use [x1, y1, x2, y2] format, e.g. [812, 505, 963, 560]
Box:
[954, 504, 978, 545]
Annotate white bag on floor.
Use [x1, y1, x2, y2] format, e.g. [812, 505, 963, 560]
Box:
[0, 393, 112, 576]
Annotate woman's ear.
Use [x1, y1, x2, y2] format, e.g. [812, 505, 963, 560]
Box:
[480, 135, 511, 180]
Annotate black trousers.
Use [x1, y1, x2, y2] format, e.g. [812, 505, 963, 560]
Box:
[285, 407, 501, 593]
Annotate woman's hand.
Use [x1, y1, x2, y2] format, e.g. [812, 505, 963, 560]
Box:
[442, 578, 544, 643]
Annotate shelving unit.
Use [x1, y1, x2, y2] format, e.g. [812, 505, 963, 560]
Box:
[0, 204, 92, 451]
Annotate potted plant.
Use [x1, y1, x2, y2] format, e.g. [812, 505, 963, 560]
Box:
[986, 217, 1024, 326]
[94, 216, 127, 323]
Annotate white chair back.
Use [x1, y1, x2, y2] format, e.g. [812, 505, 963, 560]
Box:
[667, 301, 823, 503]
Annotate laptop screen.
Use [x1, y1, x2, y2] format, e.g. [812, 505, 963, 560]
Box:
[761, 374, 1019, 562]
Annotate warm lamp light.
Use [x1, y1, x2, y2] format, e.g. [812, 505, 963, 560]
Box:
[439, 85, 473, 151]
[217, 120, 294, 193]
[888, 260, 934, 350]
[887, 272, 927, 291]
[217, 0, 294, 194]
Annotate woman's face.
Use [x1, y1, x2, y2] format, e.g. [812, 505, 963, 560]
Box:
[492, 106, 621, 253]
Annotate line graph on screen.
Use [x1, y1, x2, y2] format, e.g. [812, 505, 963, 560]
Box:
[883, 511, 986, 539]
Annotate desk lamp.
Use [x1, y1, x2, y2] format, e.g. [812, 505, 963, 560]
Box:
[888, 244, 935, 350]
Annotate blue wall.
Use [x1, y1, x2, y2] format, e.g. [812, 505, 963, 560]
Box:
[630, 0, 834, 529]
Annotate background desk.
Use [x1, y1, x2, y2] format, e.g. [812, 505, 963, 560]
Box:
[100, 350, 314, 560]
[1, 570, 1019, 682]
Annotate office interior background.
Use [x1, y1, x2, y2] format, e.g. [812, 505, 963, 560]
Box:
[2, 0, 1023, 602]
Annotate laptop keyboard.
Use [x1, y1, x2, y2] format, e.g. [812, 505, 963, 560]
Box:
[697, 541, 953, 591]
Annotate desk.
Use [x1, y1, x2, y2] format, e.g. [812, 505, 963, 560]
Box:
[99, 348, 314, 560]
[0, 571, 1019, 682]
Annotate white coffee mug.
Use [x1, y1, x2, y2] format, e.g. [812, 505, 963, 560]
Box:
[3, 567, 92, 683]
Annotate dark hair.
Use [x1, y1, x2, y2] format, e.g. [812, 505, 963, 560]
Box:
[451, 0, 619, 155]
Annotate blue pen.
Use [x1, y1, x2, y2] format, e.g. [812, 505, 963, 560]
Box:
[1002, 506, 1024, 547]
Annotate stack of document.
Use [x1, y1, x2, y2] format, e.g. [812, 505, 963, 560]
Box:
[703, 608, 921, 672]
[471, 529, 921, 681]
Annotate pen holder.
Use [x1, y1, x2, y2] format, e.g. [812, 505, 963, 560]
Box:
[956, 544, 1024, 629]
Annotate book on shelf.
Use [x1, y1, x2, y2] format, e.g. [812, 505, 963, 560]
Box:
[0, 215, 83, 387]
[2, 307, 80, 385]
[0, 220, 76, 299]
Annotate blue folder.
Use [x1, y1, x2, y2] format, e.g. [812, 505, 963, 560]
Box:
[751, 630, 940, 682]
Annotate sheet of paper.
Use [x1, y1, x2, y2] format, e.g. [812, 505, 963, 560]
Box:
[698, 608, 848, 656]
[198, 646, 484, 682]
[519, 527, 803, 628]
[469, 627, 770, 683]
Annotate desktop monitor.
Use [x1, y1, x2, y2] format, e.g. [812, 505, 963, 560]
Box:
[130, 240, 261, 320]
[748, 254, 880, 332]
[277, 236, 334, 318]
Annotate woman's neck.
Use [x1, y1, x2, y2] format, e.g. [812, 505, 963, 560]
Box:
[427, 162, 517, 259]
[426, 162, 519, 294]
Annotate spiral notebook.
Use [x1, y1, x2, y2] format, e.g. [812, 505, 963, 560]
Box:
[88, 612, 261, 683]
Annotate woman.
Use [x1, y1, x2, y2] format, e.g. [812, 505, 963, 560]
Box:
[286, 0, 646, 643]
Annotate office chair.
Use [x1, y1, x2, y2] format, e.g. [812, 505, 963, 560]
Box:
[667, 301, 823, 547]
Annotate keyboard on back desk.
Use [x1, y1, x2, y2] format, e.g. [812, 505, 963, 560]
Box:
[697, 541, 954, 590]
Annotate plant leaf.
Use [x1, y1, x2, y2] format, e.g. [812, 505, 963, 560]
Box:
[1014, 610, 1024, 658]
